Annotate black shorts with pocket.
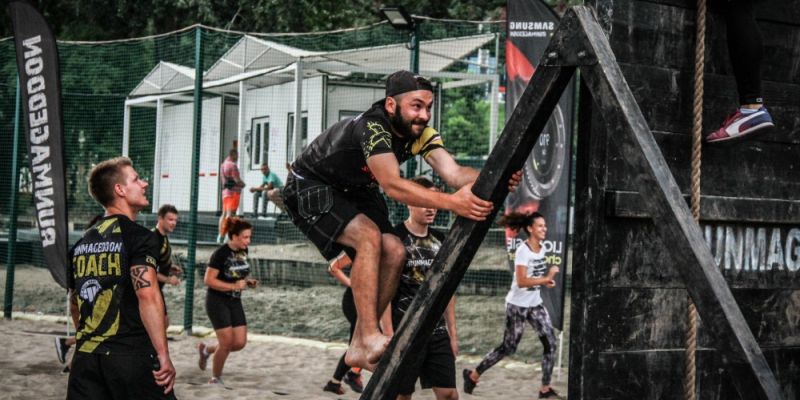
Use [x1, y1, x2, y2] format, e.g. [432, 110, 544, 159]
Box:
[205, 289, 247, 330]
[282, 173, 393, 260]
[67, 351, 177, 400]
[396, 332, 457, 395]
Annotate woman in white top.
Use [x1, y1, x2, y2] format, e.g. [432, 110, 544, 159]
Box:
[463, 212, 561, 399]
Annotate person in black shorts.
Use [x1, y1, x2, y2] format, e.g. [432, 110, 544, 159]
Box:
[388, 177, 459, 400]
[283, 70, 521, 369]
[67, 157, 176, 399]
[153, 204, 182, 331]
[197, 217, 258, 387]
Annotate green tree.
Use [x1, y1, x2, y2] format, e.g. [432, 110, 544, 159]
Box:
[441, 88, 491, 157]
[3, 0, 517, 40]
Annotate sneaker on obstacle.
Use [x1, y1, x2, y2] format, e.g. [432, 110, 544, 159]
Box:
[705, 106, 774, 144]
[323, 380, 346, 395]
[462, 369, 477, 394]
[54, 337, 70, 364]
[344, 370, 364, 393]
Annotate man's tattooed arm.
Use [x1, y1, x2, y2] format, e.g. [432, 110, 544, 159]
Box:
[131, 265, 152, 290]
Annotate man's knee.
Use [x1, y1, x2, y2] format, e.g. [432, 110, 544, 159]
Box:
[382, 234, 406, 268]
[434, 388, 458, 400]
[345, 217, 382, 251]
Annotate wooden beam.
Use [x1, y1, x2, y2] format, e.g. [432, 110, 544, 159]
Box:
[573, 6, 783, 400]
[606, 190, 800, 224]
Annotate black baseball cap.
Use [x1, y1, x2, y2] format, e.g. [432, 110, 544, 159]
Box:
[385, 70, 433, 97]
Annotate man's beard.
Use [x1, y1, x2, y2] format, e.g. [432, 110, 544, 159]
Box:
[390, 104, 426, 138]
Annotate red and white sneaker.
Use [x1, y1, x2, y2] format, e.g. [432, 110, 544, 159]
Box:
[705, 106, 774, 144]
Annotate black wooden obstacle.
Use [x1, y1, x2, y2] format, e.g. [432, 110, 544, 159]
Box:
[571, 1, 799, 398]
[361, 5, 791, 400]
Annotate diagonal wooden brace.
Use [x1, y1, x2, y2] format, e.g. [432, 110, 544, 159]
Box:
[361, 6, 780, 400]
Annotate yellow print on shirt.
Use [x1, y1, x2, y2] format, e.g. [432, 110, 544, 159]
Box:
[410, 127, 444, 158]
[73, 253, 122, 278]
[363, 121, 393, 158]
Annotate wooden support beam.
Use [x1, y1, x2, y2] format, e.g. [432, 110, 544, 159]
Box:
[361, 6, 781, 399]
[606, 190, 800, 224]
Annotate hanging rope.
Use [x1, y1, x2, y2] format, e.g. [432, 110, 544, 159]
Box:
[686, 0, 707, 399]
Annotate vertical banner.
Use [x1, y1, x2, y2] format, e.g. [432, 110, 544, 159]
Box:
[505, 0, 574, 330]
[8, 1, 69, 288]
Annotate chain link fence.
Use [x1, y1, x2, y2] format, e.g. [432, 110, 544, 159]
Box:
[0, 21, 567, 363]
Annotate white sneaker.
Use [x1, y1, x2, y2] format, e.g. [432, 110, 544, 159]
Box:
[209, 376, 231, 389]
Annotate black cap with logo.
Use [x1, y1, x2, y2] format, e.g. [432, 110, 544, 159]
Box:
[385, 70, 434, 97]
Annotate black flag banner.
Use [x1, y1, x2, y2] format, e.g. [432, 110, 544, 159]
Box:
[505, 0, 575, 330]
[8, 1, 69, 288]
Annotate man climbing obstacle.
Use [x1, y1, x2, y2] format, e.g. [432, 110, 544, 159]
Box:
[282, 70, 521, 369]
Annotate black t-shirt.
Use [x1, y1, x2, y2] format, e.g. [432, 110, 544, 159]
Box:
[292, 100, 444, 189]
[67, 214, 160, 354]
[392, 223, 448, 335]
[152, 228, 173, 290]
[207, 244, 250, 298]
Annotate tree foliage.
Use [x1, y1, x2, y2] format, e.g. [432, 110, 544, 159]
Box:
[2, 1, 585, 40]
[3, 0, 514, 40]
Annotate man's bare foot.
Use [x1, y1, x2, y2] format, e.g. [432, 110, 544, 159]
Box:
[345, 333, 389, 369]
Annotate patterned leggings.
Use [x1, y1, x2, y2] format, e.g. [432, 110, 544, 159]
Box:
[476, 303, 556, 385]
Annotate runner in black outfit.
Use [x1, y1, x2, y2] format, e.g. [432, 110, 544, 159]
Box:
[67, 157, 176, 399]
[197, 217, 258, 387]
[389, 177, 459, 400]
[153, 204, 181, 331]
[322, 252, 364, 394]
[283, 70, 521, 369]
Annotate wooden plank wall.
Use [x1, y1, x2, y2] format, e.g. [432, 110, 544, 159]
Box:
[570, 1, 800, 398]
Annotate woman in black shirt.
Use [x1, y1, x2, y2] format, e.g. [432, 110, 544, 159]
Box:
[197, 217, 257, 387]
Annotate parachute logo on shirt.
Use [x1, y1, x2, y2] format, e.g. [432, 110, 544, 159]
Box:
[79, 279, 102, 303]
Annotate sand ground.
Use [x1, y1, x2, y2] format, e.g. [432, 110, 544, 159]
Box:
[0, 316, 568, 399]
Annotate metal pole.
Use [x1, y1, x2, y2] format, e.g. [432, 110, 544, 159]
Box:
[183, 26, 205, 334]
[410, 23, 420, 73]
[122, 104, 131, 156]
[3, 77, 22, 319]
[292, 59, 304, 162]
[236, 81, 247, 215]
[152, 99, 164, 212]
[405, 23, 421, 177]
[556, 330, 564, 381]
[489, 74, 499, 151]
[489, 32, 500, 152]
